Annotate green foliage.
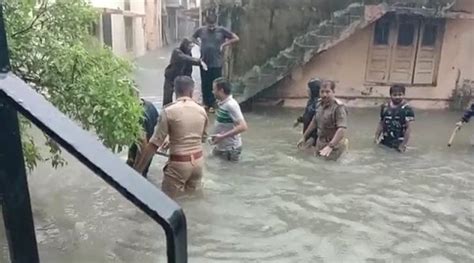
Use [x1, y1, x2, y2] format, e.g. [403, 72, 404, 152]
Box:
[4, 0, 143, 171]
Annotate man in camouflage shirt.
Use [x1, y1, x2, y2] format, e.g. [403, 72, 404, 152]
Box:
[374, 84, 415, 153]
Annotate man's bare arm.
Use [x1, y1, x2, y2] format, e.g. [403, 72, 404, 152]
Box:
[221, 33, 240, 49]
[302, 117, 317, 140]
[401, 121, 412, 147]
[221, 119, 247, 138]
[329, 128, 346, 147]
[374, 121, 383, 143]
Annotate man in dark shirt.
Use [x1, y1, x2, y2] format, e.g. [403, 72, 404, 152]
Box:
[374, 84, 415, 153]
[456, 102, 474, 127]
[163, 38, 203, 106]
[127, 98, 159, 178]
[295, 78, 321, 147]
[192, 14, 239, 112]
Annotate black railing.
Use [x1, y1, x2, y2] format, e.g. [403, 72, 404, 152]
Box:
[0, 4, 187, 263]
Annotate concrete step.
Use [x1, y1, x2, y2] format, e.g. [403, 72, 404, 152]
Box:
[235, 2, 389, 104]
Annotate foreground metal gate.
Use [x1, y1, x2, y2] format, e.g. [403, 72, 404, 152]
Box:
[0, 4, 187, 263]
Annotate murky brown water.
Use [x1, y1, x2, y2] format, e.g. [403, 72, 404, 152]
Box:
[1, 108, 473, 262]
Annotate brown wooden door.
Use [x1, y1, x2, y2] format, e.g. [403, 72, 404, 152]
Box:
[388, 15, 420, 84]
[365, 16, 394, 83]
[413, 19, 445, 85]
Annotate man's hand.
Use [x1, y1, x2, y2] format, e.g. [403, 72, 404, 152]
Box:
[200, 60, 208, 71]
[397, 144, 407, 153]
[374, 136, 381, 144]
[158, 136, 169, 152]
[456, 121, 464, 128]
[211, 134, 225, 145]
[297, 138, 306, 149]
[319, 145, 333, 157]
[220, 44, 226, 52]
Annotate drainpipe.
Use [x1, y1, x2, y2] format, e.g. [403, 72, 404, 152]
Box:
[198, 0, 202, 27]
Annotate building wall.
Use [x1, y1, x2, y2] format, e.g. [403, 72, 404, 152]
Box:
[145, 0, 163, 50]
[264, 18, 474, 109]
[206, 0, 358, 77]
[90, 0, 147, 58]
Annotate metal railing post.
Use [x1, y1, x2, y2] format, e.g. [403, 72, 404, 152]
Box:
[0, 3, 41, 262]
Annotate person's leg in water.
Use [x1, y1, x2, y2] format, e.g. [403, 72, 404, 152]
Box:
[127, 143, 153, 178]
[201, 67, 221, 111]
[212, 147, 242, 162]
[200, 68, 212, 109]
[380, 138, 401, 151]
[162, 79, 174, 107]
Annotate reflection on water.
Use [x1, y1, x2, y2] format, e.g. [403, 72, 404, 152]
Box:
[0, 108, 473, 262]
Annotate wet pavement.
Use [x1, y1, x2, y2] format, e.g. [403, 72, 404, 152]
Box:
[1, 47, 473, 262]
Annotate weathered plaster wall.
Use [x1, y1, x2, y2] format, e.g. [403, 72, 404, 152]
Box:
[145, 0, 163, 50]
[206, 0, 455, 78]
[262, 17, 474, 109]
[212, 0, 357, 77]
[90, 0, 146, 58]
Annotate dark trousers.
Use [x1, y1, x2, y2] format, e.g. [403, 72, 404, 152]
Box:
[126, 143, 153, 178]
[200, 67, 222, 108]
[381, 138, 401, 149]
[162, 78, 174, 107]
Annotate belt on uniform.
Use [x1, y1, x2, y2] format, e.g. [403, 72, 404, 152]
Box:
[169, 151, 203, 162]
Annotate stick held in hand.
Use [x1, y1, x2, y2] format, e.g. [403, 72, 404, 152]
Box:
[447, 126, 460, 147]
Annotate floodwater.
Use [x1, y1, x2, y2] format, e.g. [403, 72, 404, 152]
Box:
[1, 108, 473, 263]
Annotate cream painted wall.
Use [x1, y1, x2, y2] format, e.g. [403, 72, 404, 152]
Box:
[269, 18, 474, 109]
[90, 0, 146, 58]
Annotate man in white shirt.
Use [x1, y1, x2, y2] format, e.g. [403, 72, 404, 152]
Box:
[210, 77, 248, 161]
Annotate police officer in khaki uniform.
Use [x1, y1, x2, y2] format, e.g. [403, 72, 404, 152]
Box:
[297, 80, 348, 161]
[135, 76, 208, 198]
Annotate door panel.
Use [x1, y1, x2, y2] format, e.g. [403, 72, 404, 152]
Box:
[366, 16, 393, 83]
[102, 13, 113, 48]
[413, 19, 445, 85]
[388, 16, 420, 84]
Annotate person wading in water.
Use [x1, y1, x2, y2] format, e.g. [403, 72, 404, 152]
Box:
[456, 102, 474, 128]
[192, 14, 239, 113]
[127, 88, 159, 178]
[297, 80, 348, 161]
[210, 78, 248, 161]
[163, 38, 205, 107]
[374, 84, 415, 153]
[135, 76, 208, 198]
[294, 78, 321, 149]
[454, 102, 474, 145]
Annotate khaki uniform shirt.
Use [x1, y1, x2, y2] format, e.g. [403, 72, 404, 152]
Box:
[314, 99, 348, 145]
[150, 97, 208, 154]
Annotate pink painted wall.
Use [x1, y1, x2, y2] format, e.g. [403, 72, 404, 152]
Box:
[266, 18, 474, 109]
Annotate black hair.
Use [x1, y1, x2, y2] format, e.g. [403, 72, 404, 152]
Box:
[179, 38, 193, 53]
[321, 80, 336, 91]
[213, 77, 231, 95]
[174, 76, 194, 95]
[390, 84, 406, 95]
[307, 78, 321, 99]
[206, 14, 217, 25]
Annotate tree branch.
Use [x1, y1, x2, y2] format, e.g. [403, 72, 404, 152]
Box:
[12, 1, 49, 38]
[70, 56, 78, 83]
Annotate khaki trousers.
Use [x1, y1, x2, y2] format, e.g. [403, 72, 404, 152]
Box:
[162, 156, 204, 197]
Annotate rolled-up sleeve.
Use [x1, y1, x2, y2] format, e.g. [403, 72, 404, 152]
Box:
[335, 105, 348, 129]
[150, 110, 169, 147]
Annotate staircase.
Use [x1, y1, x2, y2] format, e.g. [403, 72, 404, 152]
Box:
[233, 2, 389, 104]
